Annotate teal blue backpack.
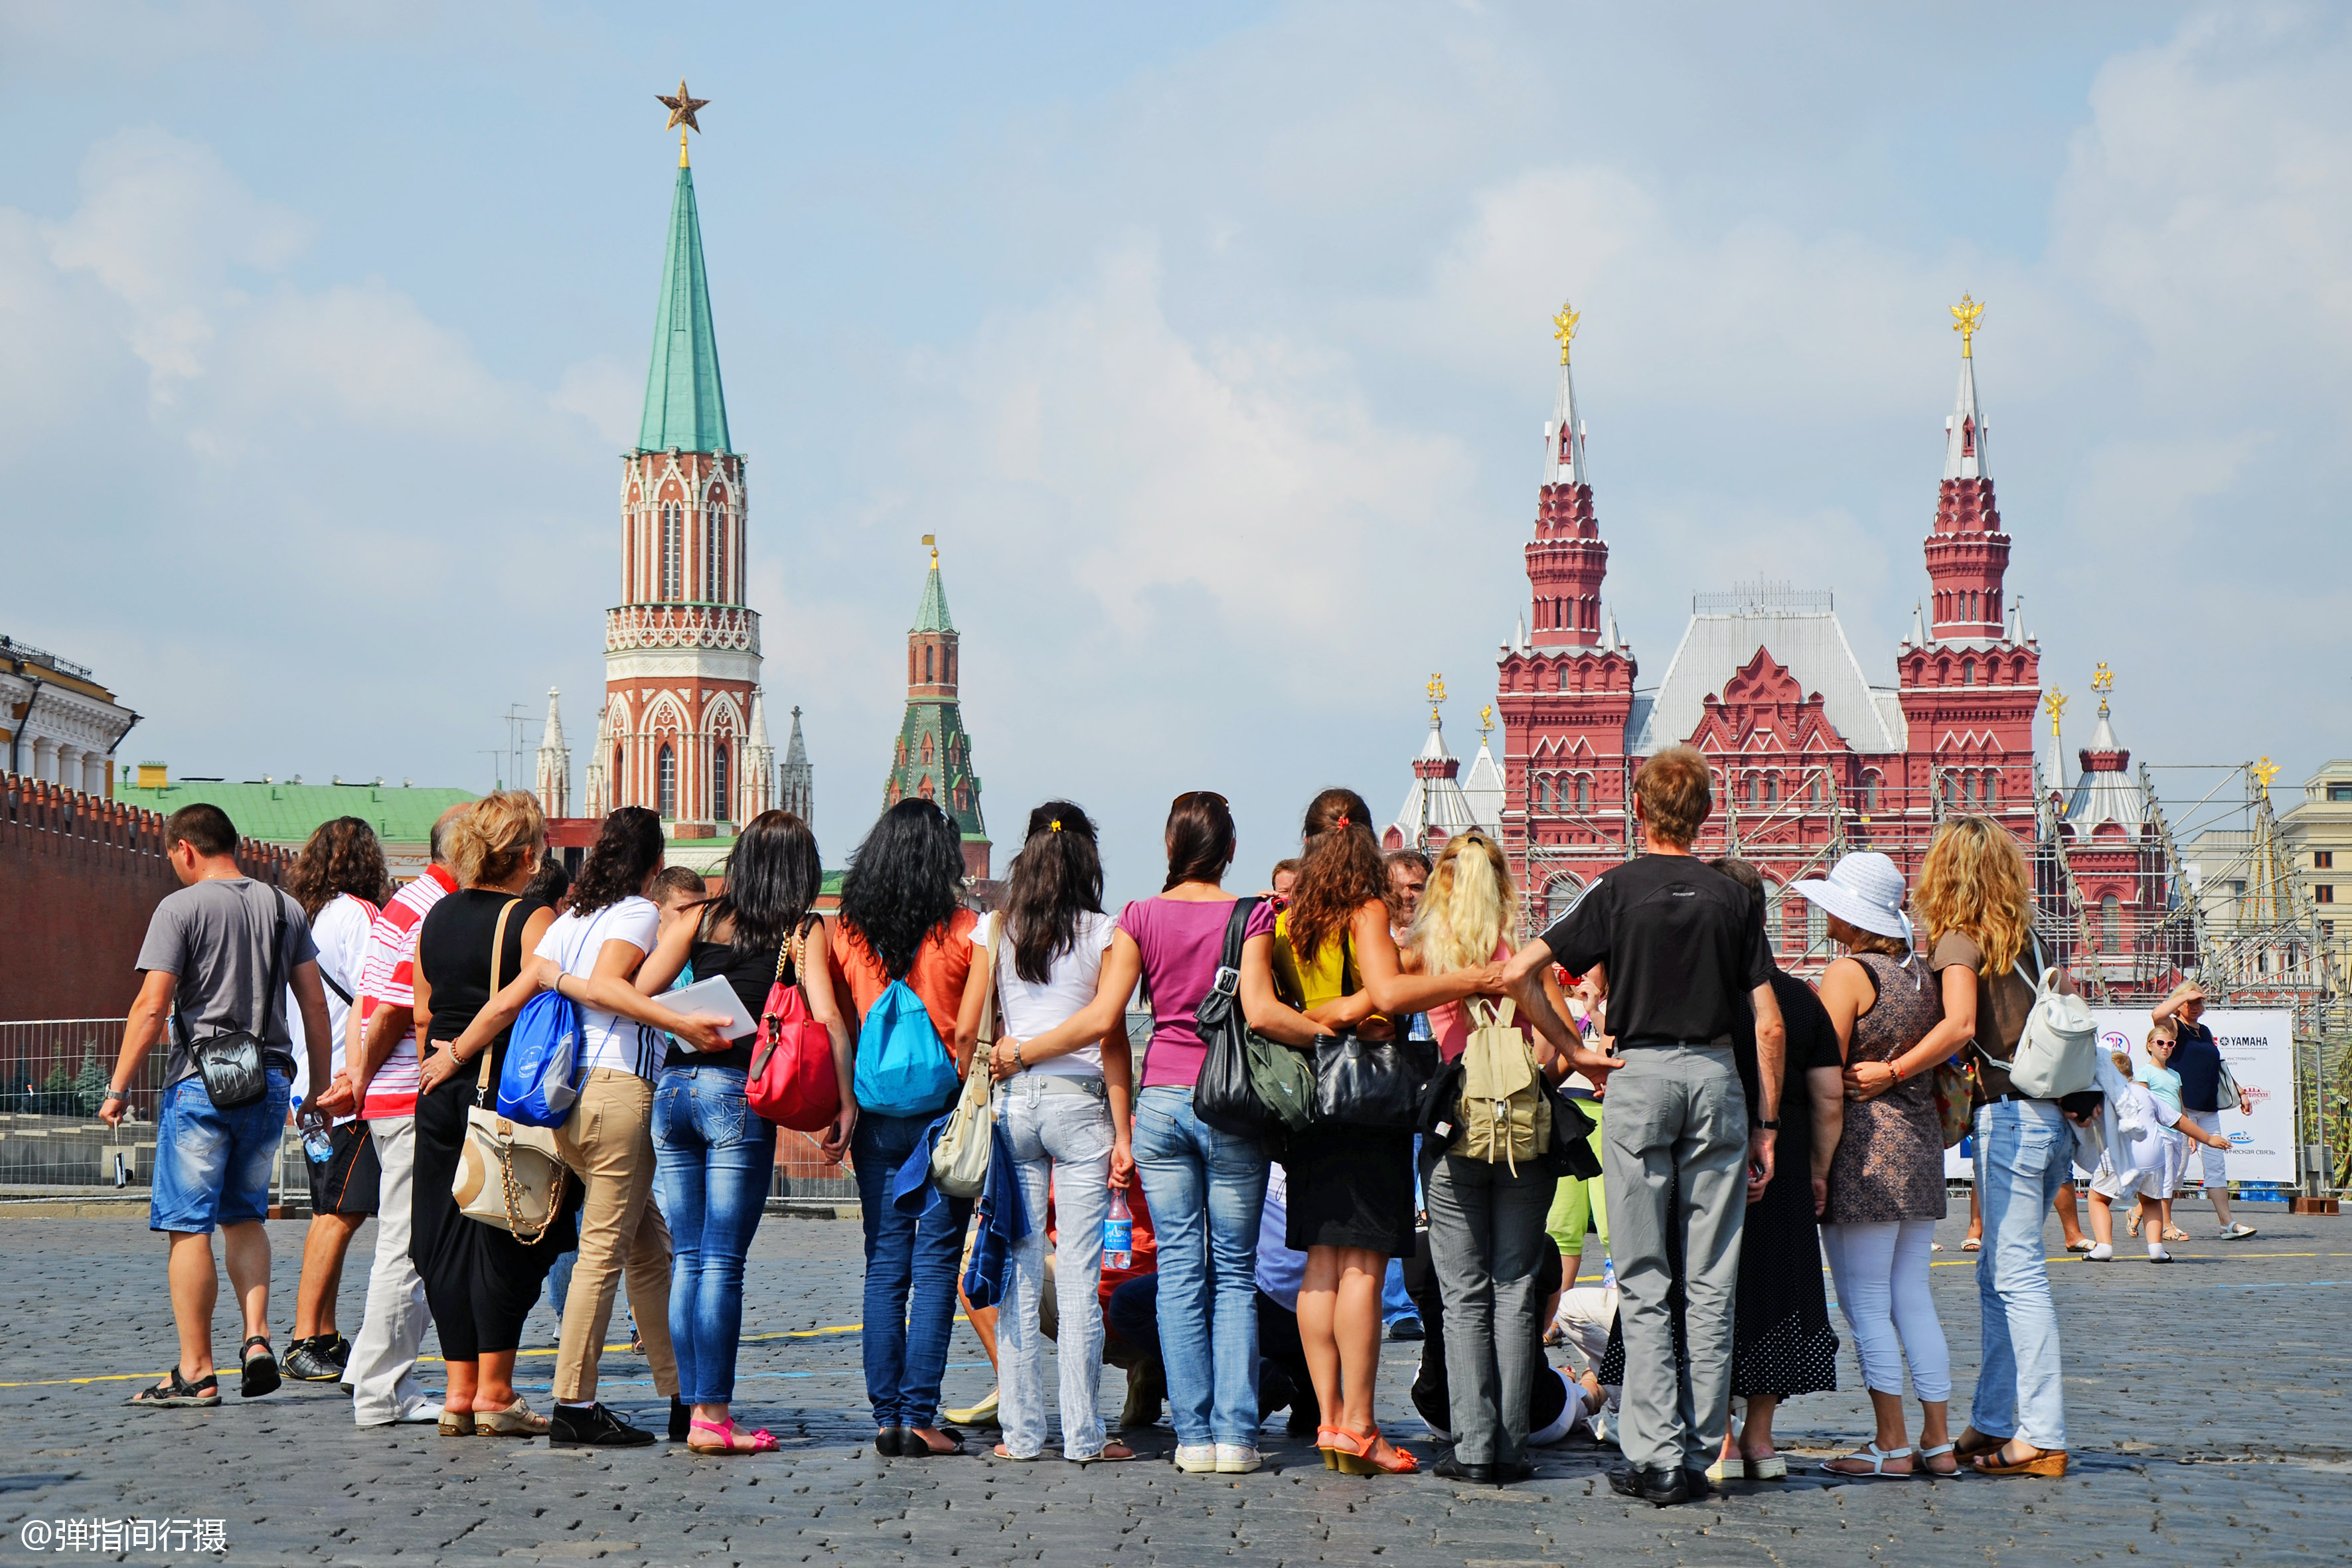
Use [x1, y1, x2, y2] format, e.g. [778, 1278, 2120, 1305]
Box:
[852, 978, 959, 1117]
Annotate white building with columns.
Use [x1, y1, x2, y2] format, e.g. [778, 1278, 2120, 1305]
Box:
[1, 635, 138, 797]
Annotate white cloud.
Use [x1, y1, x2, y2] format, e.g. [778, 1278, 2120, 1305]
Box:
[552, 356, 640, 449]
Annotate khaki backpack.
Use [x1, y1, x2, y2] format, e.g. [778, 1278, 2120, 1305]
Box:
[1451, 998, 1551, 1172]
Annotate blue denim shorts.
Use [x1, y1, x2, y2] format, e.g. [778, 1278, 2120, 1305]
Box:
[150, 1070, 288, 1234]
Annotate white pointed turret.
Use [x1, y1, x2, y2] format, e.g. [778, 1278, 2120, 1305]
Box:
[741, 689, 775, 821]
[778, 704, 813, 822]
[1942, 339, 1990, 482]
[1513, 613, 1527, 654]
[1386, 704, 1481, 853]
[1542, 357, 1590, 489]
[584, 702, 613, 819]
[1908, 601, 1928, 648]
[535, 687, 571, 820]
[1600, 609, 1620, 653]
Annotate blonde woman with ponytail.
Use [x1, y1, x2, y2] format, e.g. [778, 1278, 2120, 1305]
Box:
[1409, 830, 1578, 1484]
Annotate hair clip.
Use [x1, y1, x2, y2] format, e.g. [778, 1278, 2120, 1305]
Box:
[1049, 819, 1063, 832]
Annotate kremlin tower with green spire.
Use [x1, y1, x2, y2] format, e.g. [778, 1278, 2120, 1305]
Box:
[885, 538, 990, 878]
[586, 86, 771, 840]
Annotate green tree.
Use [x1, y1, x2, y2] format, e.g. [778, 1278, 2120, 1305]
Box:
[72, 1048, 105, 1118]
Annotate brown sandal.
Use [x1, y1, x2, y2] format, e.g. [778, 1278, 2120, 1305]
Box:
[1952, 1429, 2004, 1460]
[1973, 1445, 2067, 1478]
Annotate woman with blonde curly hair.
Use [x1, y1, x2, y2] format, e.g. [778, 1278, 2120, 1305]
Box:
[1409, 830, 1581, 1484]
[1917, 815, 2077, 1479]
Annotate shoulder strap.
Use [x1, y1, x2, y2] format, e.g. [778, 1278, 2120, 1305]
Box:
[478, 896, 522, 1097]
[977, 913, 1006, 1047]
[252, 886, 291, 1041]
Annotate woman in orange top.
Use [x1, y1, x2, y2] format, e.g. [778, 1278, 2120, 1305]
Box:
[830, 799, 992, 1458]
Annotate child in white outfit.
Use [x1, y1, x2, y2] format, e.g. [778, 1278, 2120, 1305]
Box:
[2086, 1043, 2229, 1263]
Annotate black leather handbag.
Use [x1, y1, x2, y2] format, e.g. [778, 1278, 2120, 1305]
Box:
[181, 891, 289, 1113]
[1311, 1030, 1439, 1129]
[1191, 898, 1317, 1137]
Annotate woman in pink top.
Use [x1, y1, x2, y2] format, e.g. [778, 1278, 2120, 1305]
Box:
[1113, 791, 1305, 1476]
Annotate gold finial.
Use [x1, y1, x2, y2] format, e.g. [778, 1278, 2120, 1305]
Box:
[1427, 672, 1447, 723]
[921, 532, 938, 568]
[2253, 757, 2281, 797]
[2090, 661, 2114, 710]
[2043, 688, 2067, 738]
[658, 79, 710, 166]
[1479, 702, 1494, 740]
[1551, 301, 1580, 366]
[1950, 292, 1986, 358]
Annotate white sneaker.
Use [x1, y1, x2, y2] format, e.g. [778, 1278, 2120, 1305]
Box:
[1214, 1443, 1261, 1474]
[1174, 1444, 1219, 1473]
[2084, 1243, 2114, 1262]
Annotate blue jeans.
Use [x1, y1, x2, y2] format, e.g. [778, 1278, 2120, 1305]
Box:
[1972, 1099, 2071, 1450]
[852, 1108, 973, 1430]
[653, 1063, 777, 1405]
[150, 1069, 287, 1234]
[1131, 1084, 1269, 1446]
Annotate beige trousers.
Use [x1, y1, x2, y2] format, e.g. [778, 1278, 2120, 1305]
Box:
[553, 1068, 678, 1403]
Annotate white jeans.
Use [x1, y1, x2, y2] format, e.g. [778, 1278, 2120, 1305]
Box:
[2182, 1110, 2229, 1190]
[994, 1076, 1114, 1460]
[1820, 1219, 1950, 1403]
[345, 1117, 432, 1424]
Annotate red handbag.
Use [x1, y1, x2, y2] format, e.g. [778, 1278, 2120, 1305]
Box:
[747, 923, 840, 1132]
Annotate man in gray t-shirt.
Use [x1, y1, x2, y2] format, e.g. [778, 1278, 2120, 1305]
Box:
[100, 803, 333, 1408]
[135, 876, 320, 1087]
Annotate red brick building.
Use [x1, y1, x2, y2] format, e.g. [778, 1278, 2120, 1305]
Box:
[1496, 301, 2044, 955]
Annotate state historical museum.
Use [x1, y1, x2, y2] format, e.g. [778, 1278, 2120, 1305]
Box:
[1498, 298, 2041, 949]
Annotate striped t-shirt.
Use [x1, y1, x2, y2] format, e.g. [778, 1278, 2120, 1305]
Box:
[357, 865, 457, 1119]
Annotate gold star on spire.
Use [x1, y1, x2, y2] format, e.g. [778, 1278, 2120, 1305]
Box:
[658, 79, 711, 166]
[1551, 301, 1581, 366]
[1950, 293, 1986, 358]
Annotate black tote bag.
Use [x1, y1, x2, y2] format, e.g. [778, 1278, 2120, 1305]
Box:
[1190, 898, 1316, 1136]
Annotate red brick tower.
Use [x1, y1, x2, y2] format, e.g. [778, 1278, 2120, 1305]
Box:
[597, 112, 763, 840]
[1893, 297, 2041, 832]
[1497, 304, 1638, 928]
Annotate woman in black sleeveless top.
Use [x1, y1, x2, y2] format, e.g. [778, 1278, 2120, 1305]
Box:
[411, 793, 575, 1437]
[632, 809, 847, 1454]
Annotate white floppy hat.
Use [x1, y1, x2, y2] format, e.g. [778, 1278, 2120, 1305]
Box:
[1789, 851, 1915, 948]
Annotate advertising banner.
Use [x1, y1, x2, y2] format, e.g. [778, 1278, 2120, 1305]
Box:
[1941, 1008, 2298, 1185]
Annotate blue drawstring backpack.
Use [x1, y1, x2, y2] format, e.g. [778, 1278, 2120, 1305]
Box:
[852, 979, 958, 1118]
[498, 987, 584, 1128]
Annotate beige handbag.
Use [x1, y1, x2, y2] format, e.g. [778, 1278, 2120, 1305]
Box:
[930, 915, 1004, 1200]
[452, 898, 569, 1243]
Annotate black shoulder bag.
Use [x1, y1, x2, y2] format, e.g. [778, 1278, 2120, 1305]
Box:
[176, 888, 290, 1112]
[1191, 898, 1317, 1138]
[1308, 939, 1440, 1129]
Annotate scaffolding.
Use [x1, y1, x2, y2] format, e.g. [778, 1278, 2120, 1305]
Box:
[1514, 756, 2349, 1196]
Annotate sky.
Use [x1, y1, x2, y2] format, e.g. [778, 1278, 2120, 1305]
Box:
[3, 1, 2347, 902]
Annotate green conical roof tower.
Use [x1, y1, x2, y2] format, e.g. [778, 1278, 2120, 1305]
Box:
[637, 156, 730, 453]
[886, 537, 990, 878]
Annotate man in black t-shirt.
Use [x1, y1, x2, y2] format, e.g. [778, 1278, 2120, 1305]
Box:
[1504, 745, 1784, 1506]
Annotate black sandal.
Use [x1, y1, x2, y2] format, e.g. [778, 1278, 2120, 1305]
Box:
[240, 1335, 280, 1399]
[128, 1368, 220, 1408]
[904, 1426, 967, 1456]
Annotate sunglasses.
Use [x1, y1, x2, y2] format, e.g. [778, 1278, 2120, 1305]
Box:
[1172, 791, 1230, 810]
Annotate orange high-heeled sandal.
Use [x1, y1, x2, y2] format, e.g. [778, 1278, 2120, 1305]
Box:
[1327, 1425, 1417, 1476]
[1316, 1425, 1342, 1470]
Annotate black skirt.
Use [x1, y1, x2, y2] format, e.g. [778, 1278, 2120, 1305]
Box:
[410, 1069, 578, 1361]
[1283, 1123, 1415, 1256]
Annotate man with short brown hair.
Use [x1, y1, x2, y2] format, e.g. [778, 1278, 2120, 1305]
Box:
[1504, 744, 1784, 1506]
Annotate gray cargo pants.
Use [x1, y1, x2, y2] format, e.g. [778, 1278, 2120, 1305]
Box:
[1603, 1043, 1749, 1472]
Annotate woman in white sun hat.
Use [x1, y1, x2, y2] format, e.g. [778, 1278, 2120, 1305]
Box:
[1794, 851, 1974, 1480]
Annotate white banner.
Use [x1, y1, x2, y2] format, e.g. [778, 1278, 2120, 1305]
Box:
[2089, 1007, 2297, 1186]
[1942, 1008, 2298, 1184]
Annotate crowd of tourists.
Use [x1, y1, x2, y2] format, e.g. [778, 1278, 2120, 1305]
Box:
[99, 744, 2258, 1501]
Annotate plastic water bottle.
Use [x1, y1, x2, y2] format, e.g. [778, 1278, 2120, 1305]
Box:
[1103, 1188, 1134, 1271]
[300, 1111, 334, 1165]
[1601, 1255, 1616, 1293]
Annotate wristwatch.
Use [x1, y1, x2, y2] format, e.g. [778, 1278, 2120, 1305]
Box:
[1753, 1118, 1780, 1131]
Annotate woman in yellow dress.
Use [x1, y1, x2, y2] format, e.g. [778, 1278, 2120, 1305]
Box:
[1242, 788, 1504, 1476]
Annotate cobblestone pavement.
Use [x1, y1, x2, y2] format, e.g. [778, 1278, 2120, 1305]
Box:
[1, 1206, 2346, 1566]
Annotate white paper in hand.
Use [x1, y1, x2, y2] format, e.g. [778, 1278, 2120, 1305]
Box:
[665, 975, 759, 1043]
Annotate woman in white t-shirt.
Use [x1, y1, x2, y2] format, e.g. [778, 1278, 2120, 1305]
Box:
[977, 802, 1140, 1464]
[281, 816, 388, 1381]
[444, 807, 730, 1449]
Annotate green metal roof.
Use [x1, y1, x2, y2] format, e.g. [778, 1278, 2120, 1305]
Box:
[114, 779, 476, 846]
[637, 165, 732, 454]
[914, 562, 955, 633]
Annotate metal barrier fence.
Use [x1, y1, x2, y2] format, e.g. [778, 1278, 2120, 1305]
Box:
[0, 1018, 860, 1201]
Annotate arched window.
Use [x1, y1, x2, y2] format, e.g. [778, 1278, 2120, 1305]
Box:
[1985, 771, 1999, 807]
[1863, 770, 1881, 813]
[712, 743, 730, 823]
[1962, 659, 1975, 686]
[661, 505, 682, 599]
[657, 744, 676, 819]
[921, 733, 934, 764]
[614, 744, 625, 792]
[925, 645, 935, 684]
[1808, 773, 1824, 805]
[2100, 893, 2121, 953]
[704, 501, 721, 601]
[918, 773, 935, 802]
[1575, 775, 1591, 811]
[1764, 773, 1779, 805]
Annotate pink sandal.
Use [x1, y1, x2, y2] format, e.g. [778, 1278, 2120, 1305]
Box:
[688, 1417, 781, 1455]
